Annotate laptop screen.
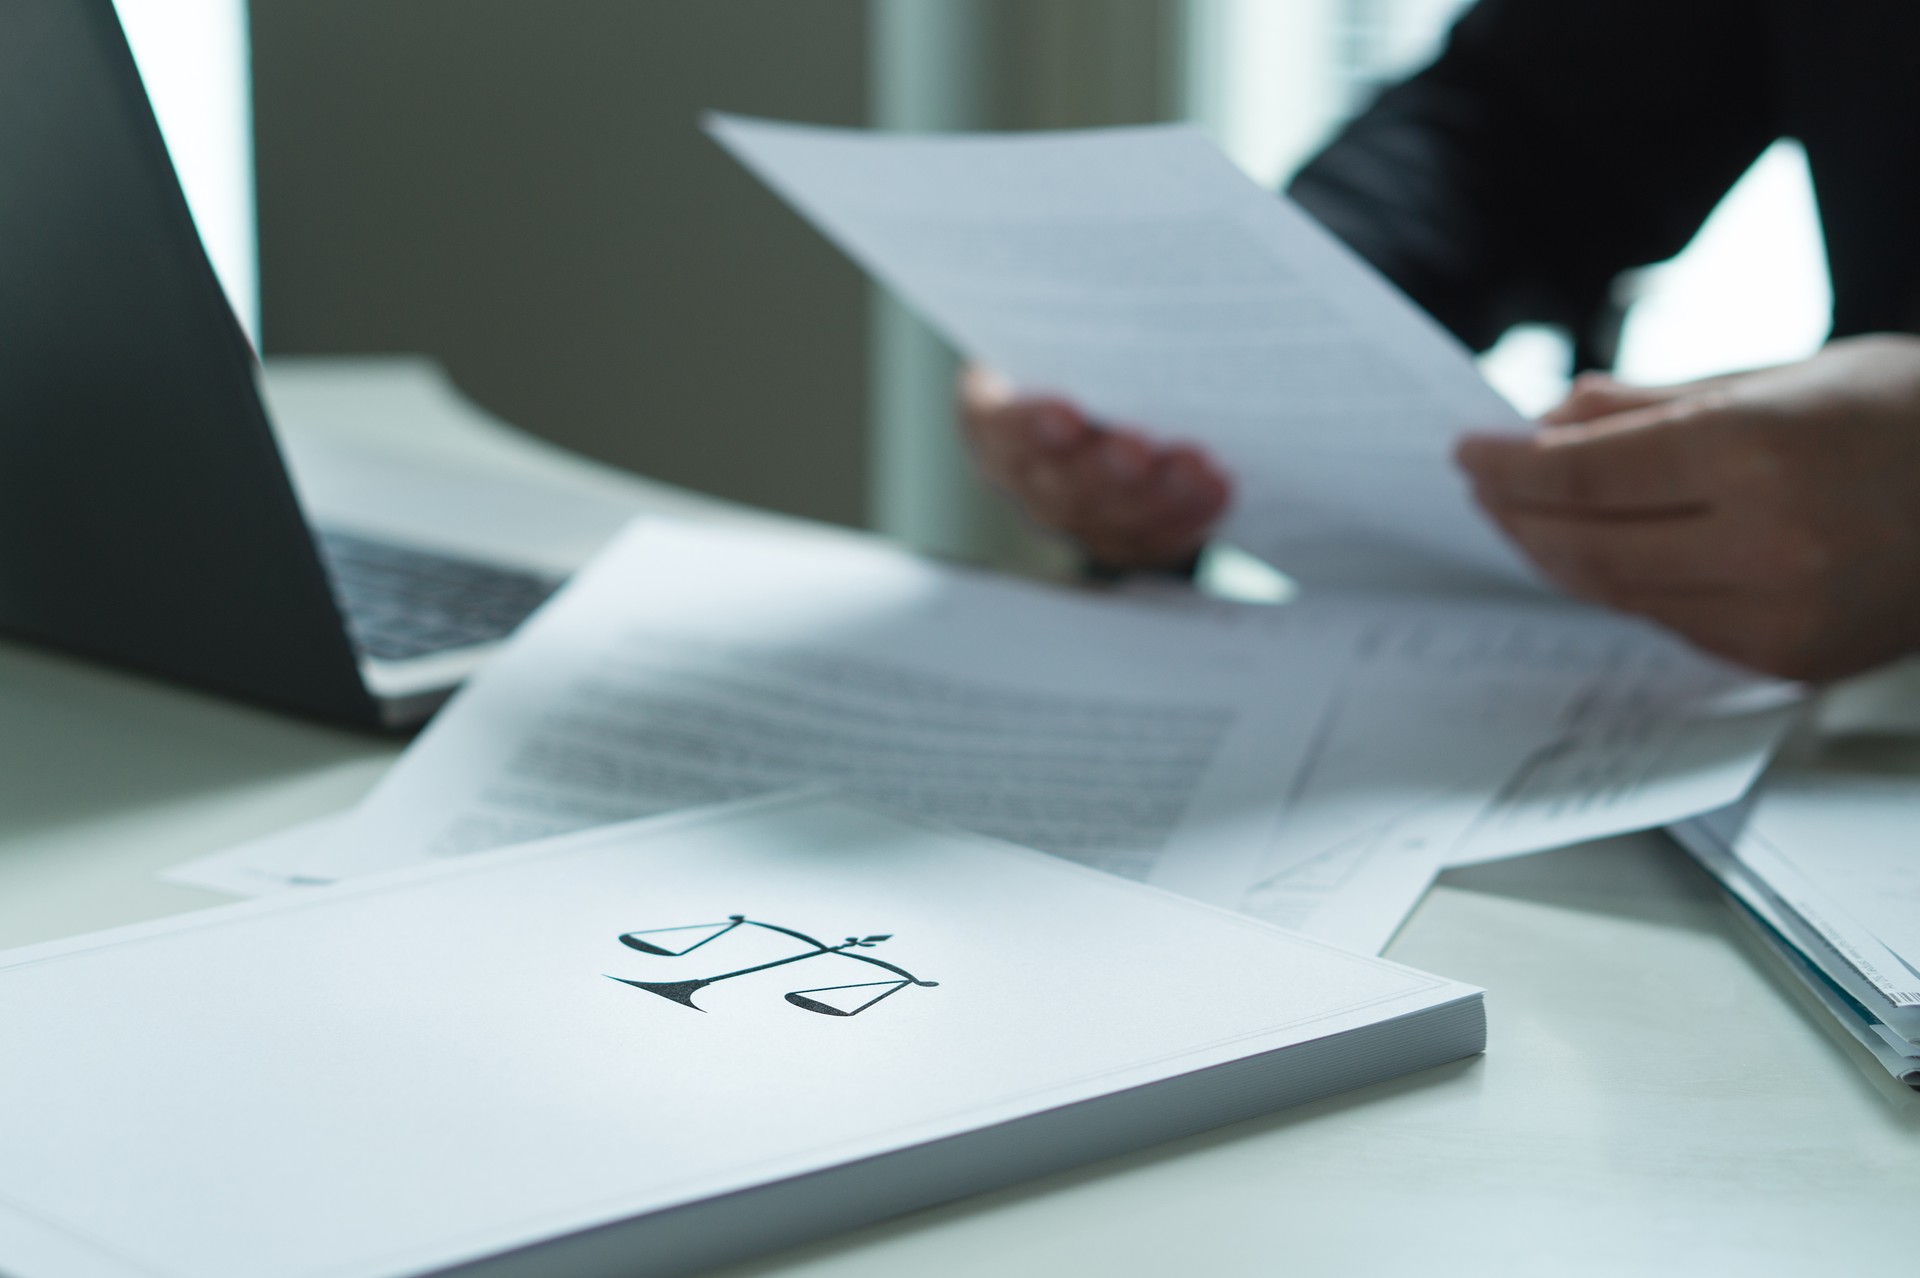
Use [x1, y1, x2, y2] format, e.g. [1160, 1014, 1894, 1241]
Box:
[0, 0, 375, 725]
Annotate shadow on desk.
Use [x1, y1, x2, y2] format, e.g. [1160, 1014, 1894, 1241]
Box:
[1437, 835, 1724, 935]
[1442, 834, 1920, 1115]
[0, 639, 379, 844]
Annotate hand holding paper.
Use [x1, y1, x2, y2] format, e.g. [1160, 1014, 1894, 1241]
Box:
[708, 113, 1536, 589]
[958, 363, 1233, 571]
[1458, 337, 1920, 680]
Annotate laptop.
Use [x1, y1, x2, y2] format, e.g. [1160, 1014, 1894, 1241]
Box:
[0, 0, 564, 730]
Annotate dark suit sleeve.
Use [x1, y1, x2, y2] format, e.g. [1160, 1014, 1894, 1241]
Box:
[1287, 0, 1782, 353]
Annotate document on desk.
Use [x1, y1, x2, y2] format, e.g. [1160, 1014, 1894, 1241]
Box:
[292, 519, 1346, 892]
[1673, 773, 1920, 1088]
[1685, 775, 1920, 1011]
[1732, 774, 1920, 977]
[0, 792, 1484, 1278]
[706, 114, 1535, 589]
[1148, 593, 1800, 950]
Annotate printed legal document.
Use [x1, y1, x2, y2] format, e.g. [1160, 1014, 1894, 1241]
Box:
[0, 792, 1483, 1278]
[707, 114, 1535, 587]
[294, 519, 1346, 890]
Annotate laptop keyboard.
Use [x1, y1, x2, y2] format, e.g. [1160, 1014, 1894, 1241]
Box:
[315, 528, 562, 663]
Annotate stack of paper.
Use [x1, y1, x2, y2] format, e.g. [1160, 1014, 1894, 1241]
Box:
[2, 792, 1484, 1278]
[1671, 773, 1920, 1089]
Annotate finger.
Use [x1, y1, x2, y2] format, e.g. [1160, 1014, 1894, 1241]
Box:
[1056, 431, 1158, 530]
[967, 397, 1093, 489]
[1603, 590, 1837, 681]
[1149, 446, 1232, 530]
[959, 366, 1093, 457]
[1078, 510, 1214, 571]
[1028, 434, 1222, 568]
[1013, 430, 1151, 536]
[1605, 590, 1775, 670]
[956, 365, 1019, 470]
[1490, 499, 1835, 599]
[1542, 367, 1764, 426]
[1084, 448, 1230, 565]
[1541, 372, 1687, 425]
[957, 363, 1012, 419]
[1485, 509, 1760, 597]
[1457, 398, 1729, 514]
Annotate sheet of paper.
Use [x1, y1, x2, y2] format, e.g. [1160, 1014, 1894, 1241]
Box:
[161, 815, 347, 897]
[1451, 672, 1802, 866]
[1138, 590, 1798, 948]
[1730, 828, 1920, 1010]
[1233, 805, 1461, 954]
[1681, 773, 1920, 1016]
[1222, 590, 1801, 875]
[1673, 815, 1920, 1043]
[283, 433, 639, 579]
[1691, 843, 1920, 1086]
[1074, 581, 1796, 951]
[1151, 603, 1577, 949]
[707, 114, 1535, 588]
[293, 519, 1345, 893]
[262, 358, 658, 578]
[1740, 774, 1920, 974]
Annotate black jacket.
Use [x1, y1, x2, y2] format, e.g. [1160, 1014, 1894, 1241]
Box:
[1287, 0, 1920, 362]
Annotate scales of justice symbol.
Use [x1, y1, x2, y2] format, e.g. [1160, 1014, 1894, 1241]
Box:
[607, 915, 939, 1016]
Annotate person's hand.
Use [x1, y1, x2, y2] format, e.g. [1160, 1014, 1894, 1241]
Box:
[958, 365, 1230, 570]
[1456, 334, 1920, 681]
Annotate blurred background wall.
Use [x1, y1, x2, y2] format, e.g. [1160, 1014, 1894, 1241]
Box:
[249, 0, 875, 528]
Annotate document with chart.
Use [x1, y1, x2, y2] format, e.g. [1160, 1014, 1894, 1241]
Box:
[0, 792, 1484, 1278]
[1130, 590, 1803, 951]
[707, 113, 1535, 588]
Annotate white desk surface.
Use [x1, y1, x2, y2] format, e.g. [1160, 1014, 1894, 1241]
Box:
[3, 361, 1916, 1278]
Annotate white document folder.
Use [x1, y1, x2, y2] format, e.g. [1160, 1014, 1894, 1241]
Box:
[0, 792, 1482, 1278]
